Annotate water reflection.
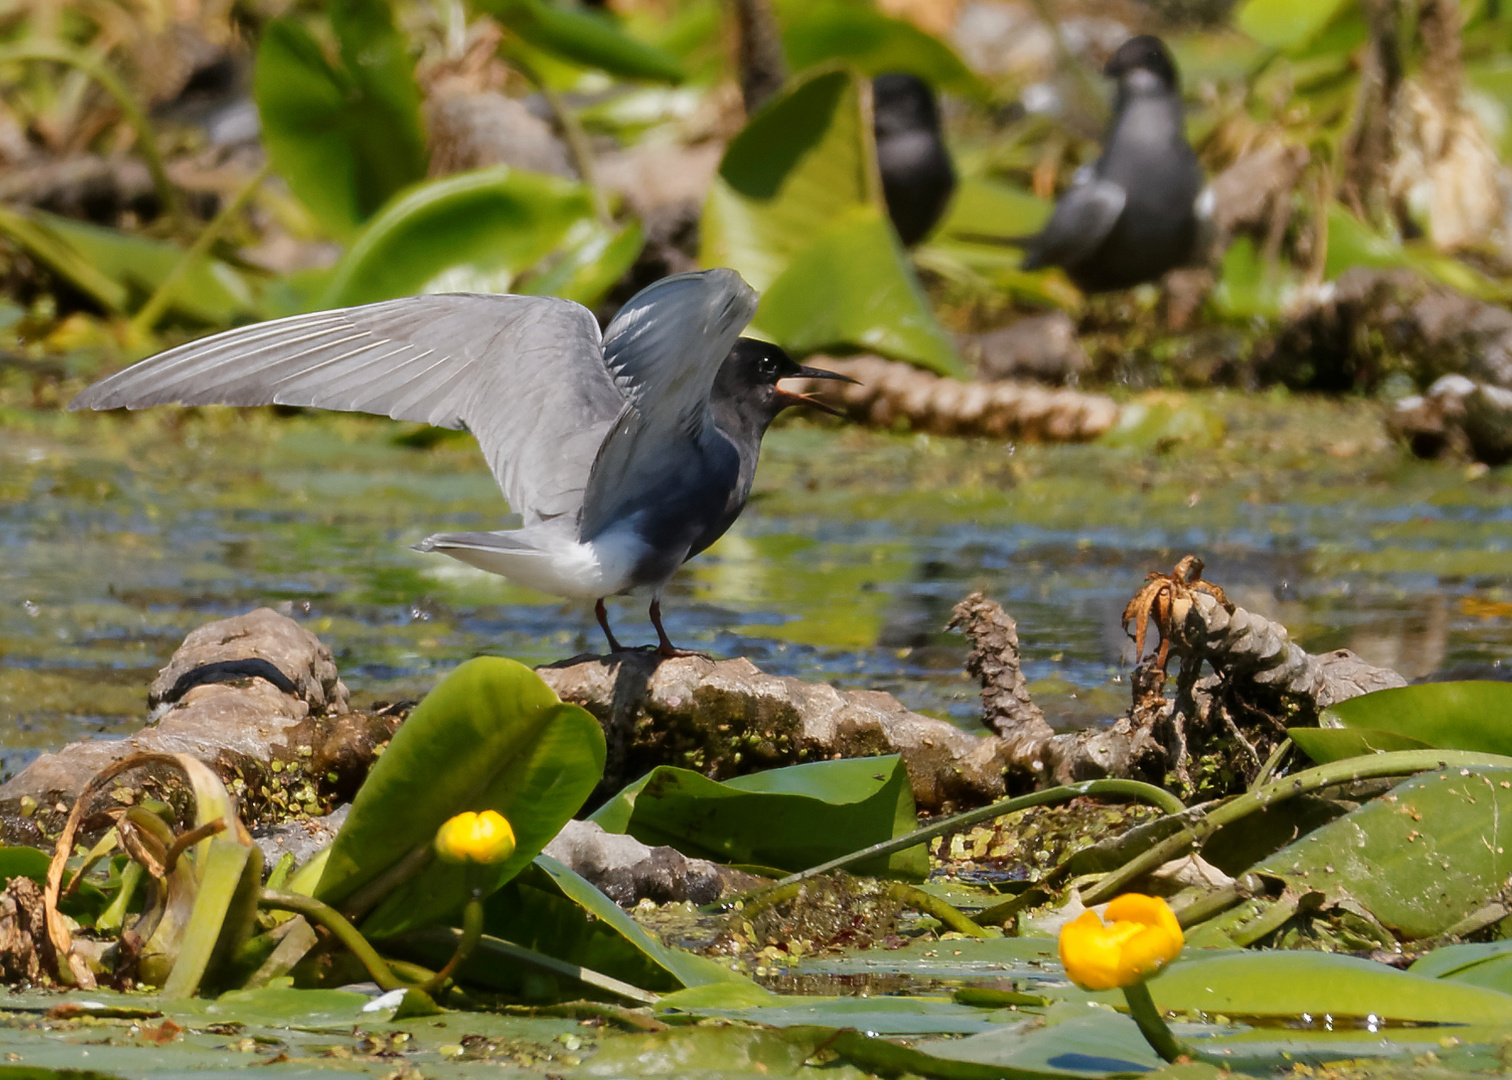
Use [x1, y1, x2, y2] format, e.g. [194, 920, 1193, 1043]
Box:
[4, 396, 1512, 778]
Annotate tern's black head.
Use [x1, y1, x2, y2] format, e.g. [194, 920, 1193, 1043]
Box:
[713, 338, 857, 432]
[872, 73, 942, 137]
[1103, 35, 1179, 92]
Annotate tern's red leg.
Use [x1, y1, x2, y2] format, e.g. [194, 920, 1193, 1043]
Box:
[595, 598, 625, 653]
[649, 599, 707, 659]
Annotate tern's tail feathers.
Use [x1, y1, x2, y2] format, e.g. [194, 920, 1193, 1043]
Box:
[413, 527, 639, 601]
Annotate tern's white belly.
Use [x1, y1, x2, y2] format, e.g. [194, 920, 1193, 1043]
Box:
[428, 521, 651, 599]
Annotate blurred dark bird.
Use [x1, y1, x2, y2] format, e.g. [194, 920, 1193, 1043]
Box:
[1019, 35, 1208, 292]
[69, 270, 854, 656]
[873, 73, 958, 247]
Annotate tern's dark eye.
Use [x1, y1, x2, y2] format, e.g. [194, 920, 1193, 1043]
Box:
[757, 355, 780, 378]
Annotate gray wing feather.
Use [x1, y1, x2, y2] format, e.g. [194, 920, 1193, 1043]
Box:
[578, 269, 758, 540]
[1022, 175, 1127, 272]
[68, 295, 623, 525]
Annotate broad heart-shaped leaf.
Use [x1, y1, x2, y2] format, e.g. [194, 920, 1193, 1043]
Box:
[1287, 726, 1434, 764]
[474, 0, 684, 83]
[778, 0, 986, 100]
[517, 217, 646, 308]
[752, 207, 961, 375]
[590, 755, 926, 876]
[700, 66, 962, 375]
[475, 856, 746, 996]
[315, 657, 605, 938]
[703, 69, 873, 293]
[1316, 681, 1512, 758]
[254, 2, 427, 239]
[320, 167, 598, 308]
[937, 177, 1050, 243]
[1235, 0, 1353, 49]
[1138, 950, 1512, 1024]
[1250, 766, 1512, 940]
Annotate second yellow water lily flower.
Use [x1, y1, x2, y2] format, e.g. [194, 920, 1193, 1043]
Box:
[1058, 893, 1184, 991]
[434, 810, 516, 865]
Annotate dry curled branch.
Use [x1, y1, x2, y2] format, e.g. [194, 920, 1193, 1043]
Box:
[796, 356, 1120, 441]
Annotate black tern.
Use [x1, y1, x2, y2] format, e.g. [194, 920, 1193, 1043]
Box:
[69, 269, 854, 656]
[873, 73, 957, 247]
[1018, 36, 1207, 293]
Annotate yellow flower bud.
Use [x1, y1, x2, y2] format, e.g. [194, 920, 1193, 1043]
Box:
[1058, 893, 1184, 991]
[434, 810, 516, 865]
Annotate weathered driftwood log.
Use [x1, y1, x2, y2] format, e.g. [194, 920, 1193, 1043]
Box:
[536, 652, 1009, 814]
[948, 594, 1167, 791]
[1388, 373, 1512, 465]
[543, 820, 763, 906]
[1138, 559, 1406, 793]
[0, 610, 398, 847]
[795, 356, 1120, 441]
[1167, 590, 1408, 727]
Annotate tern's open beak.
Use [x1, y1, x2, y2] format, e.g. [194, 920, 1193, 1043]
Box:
[776, 366, 860, 418]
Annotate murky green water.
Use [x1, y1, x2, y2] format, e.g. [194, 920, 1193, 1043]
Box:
[5, 389, 1512, 778]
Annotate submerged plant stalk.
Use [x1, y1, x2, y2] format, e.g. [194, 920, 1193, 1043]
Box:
[259, 889, 405, 992]
[724, 778, 1184, 909]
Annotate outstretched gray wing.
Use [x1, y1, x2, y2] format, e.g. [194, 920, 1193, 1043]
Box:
[1022, 171, 1127, 272]
[578, 268, 758, 541]
[68, 295, 623, 525]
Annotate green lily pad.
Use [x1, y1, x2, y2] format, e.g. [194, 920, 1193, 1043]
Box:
[590, 755, 925, 876]
[1315, 681, 1512, 758]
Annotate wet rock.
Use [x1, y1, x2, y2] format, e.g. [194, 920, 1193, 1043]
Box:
[1257, 268, 1512, 393]
[958, 312, 1089, 385]
[426, 91, 576, 179]
[536, 653, 1009, 814]
[149, 607, 347, 715]
[0, 610, 394, 846]
[253, 805, 349, 872]
[0, 877, 52, 985]
[793, 355, 1120, 441]
[543, 820, 761, 906]
[1389, 374, 1512, 465]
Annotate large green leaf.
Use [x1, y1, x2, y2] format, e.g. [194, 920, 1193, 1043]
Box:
[517, 217, 646, 307]
[476, 856, 745, 995]
[1249, 766, 1512, 939]
[1142, 950, 1512, 1024]
[1315, 681, 1512, 758]
[319, 167, 598, 307]
[315, 657, 605, 938]
[779, 1, 986, 100]
[701, 67, 962, 375]
[1287, 726, 1434, 764]
[254, 0, 427, 239]
[589, 755, 926, 876]
[753, 209, 960, 373]
[936, 177, 1050, 243]
[1235, 0, 1353, 49]
[475, 0, 685, 83]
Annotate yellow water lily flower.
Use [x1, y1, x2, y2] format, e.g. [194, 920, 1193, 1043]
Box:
[434, 810, 516, 865]
[1058, 893, 1184, 991]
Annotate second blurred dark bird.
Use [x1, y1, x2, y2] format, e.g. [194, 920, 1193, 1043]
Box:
[1018, 35, 1207, 293]
[873, 73, 957, 247]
